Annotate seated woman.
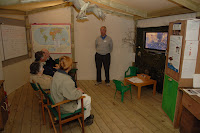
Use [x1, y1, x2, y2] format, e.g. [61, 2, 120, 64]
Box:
[50, 56, 94, 126]
[30, 61, 52, 90]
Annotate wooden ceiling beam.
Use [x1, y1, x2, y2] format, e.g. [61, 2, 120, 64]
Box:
[26, 2, 69, 15]
[0, 8, 26, 15]
[87, 0, 147, 18]
[169, 0, 200, 12]
[102, 8, 134, 19]
[1, 0, 147, 18]
[134, 6, 193, 20]
[147, 6, 193, 18]
[0, 0, 56, 6]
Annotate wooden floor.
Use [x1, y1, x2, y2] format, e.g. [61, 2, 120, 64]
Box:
[3, 80, 180, 133]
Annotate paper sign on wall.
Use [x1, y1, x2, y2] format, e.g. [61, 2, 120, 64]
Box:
[173, 23, 181, 30]
[168, 35, 183, 72]
[185, 20, 200, 41]
[183, 41, 199, 60]
[181, 59, 196, 78]
[193, 74, 200, 88]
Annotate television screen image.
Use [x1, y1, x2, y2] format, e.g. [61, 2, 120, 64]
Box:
[145, 32, 168, 51]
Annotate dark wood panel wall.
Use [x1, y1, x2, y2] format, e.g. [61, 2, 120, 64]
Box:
[135, 26, 168, 93]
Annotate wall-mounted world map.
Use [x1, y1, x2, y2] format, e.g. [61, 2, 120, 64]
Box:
[31, 23, 71, 54]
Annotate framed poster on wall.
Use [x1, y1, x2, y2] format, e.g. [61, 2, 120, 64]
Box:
[167, 35, 183, 72]
[31, 23, 71, 54]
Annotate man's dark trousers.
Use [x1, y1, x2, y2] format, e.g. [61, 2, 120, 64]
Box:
[95, 53, 111, 83]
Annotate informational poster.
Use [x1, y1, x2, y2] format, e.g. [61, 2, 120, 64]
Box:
[173, 23, 181, 30]
[172, 23, 182, 35]
[183, 41, 199, 60]
[181, 40, 199, 78]
[31, 23, 71, 54]
[168, 35, 183, 72]
[1, 25, 28, 60]
[193, 74, 200, 88]
[181, 59, 196, 78]
[185, 20, 200, 41]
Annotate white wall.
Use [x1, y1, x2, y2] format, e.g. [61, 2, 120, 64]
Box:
[74, 11, 135, 80]
[137, 13, 197, 28]
[0, 15, 29, 94]
[28, 7, 72, 60]
[3, 59, 30, 94]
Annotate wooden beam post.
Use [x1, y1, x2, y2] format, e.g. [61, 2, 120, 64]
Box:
[71, 7, 75, 62]
[133, 19, 137, 53]
[24, 13, 32, 58]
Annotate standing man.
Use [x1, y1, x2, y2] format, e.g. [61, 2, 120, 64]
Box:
[95, 26, 113, 86]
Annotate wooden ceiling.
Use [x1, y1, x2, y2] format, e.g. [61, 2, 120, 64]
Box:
[0, 0, 200, 20]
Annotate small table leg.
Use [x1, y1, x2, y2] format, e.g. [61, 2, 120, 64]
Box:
[153, 81, 157, 96]
[138, 86, 141, 99]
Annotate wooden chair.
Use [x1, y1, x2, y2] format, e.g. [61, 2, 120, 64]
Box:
[37, 83, 85, 133]
[30, 80, 47, 125]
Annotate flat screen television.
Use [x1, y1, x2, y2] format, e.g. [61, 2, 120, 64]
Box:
[145, 32, 168, 51]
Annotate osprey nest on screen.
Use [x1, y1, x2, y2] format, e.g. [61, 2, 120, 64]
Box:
[64, 0, 106, 20]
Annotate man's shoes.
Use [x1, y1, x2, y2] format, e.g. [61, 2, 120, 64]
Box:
[106, 83, 110, 86]
[84, 118, 93, 126]
[87, 114, 94, 119]
[95, 82, 102, 85]
[84, 115, 94, 126]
